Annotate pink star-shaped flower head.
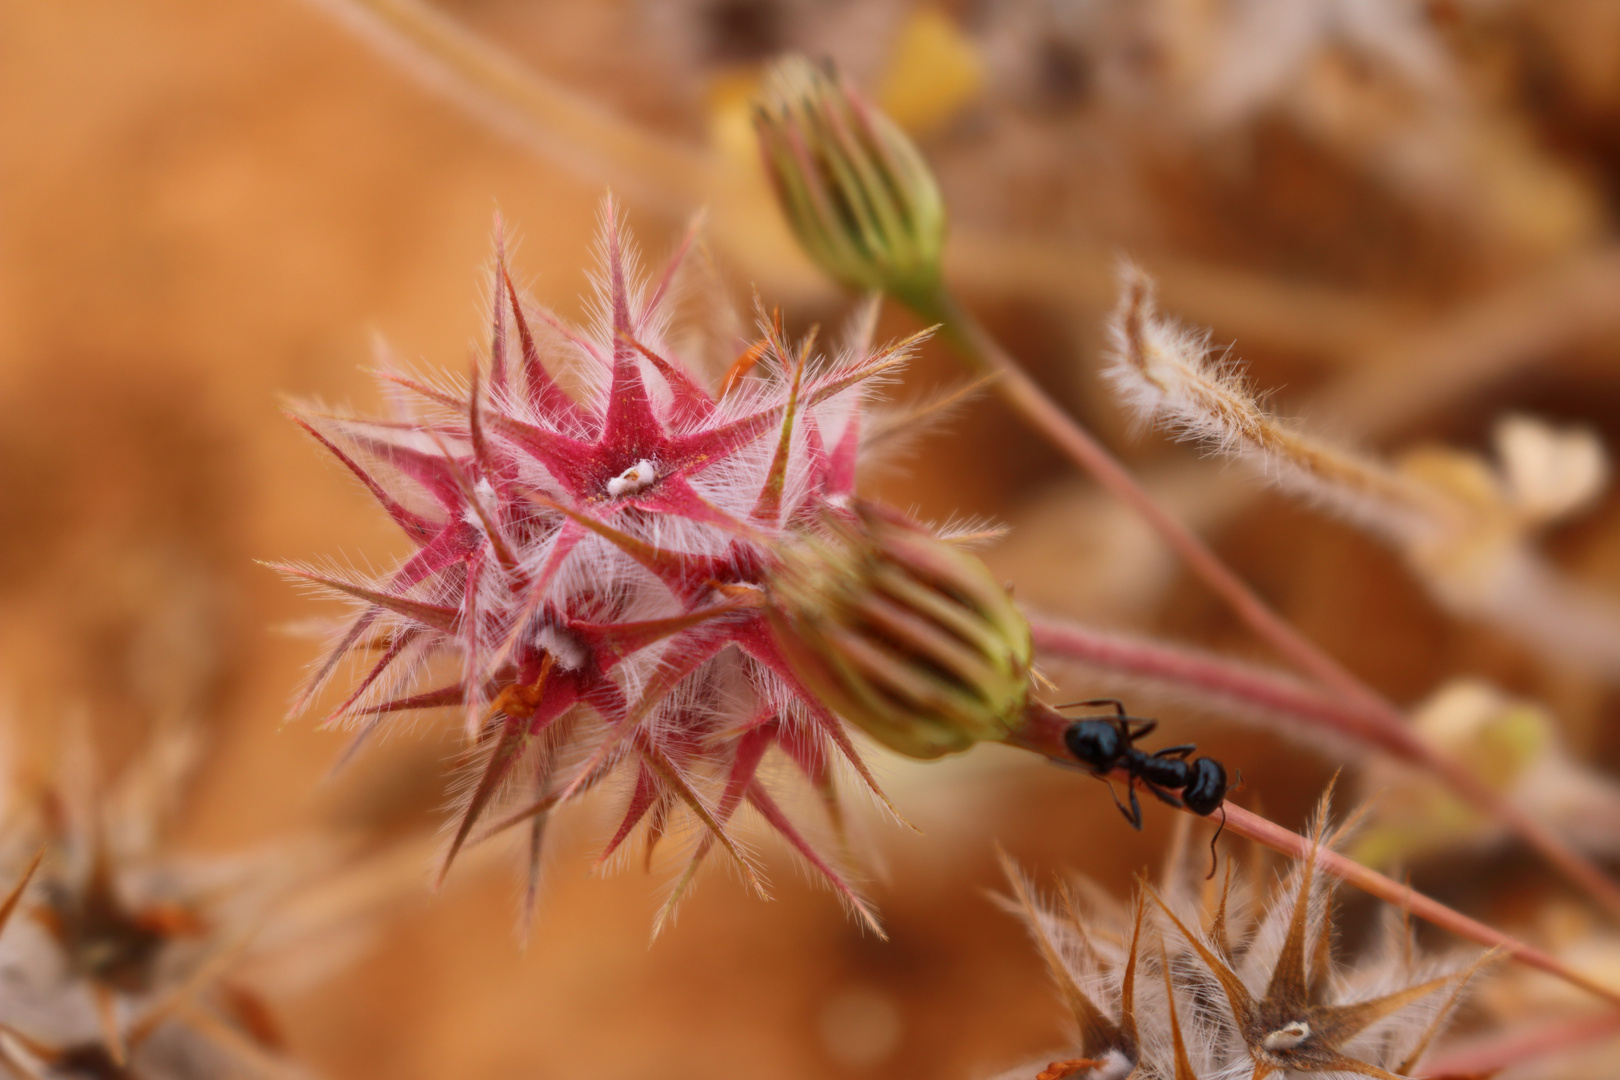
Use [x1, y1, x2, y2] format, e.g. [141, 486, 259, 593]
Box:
[276, 199, 932, 935]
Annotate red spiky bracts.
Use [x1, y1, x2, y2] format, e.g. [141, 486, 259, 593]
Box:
[279, 202, 923, 933]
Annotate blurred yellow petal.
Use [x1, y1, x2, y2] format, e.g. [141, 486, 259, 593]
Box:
[707, 69, 766, 167]
[876, 8, 983, 136]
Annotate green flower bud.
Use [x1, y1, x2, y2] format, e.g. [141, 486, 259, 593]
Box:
[753, 56, 947, 303]
[766, 502, 1031, 759]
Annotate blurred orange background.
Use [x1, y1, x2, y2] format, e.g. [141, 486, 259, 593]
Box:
[5, 1, 1620, 1077]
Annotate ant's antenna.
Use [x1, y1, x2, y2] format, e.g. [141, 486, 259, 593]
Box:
[1205, 805, 1226, 880]
[1204, 768, 1243, 880]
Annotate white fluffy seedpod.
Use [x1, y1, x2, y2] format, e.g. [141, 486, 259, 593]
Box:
[1107, 268, 1620, 679]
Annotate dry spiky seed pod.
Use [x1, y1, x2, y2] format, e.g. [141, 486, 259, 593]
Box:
[993, 801, 1489, 1080]
[0, 723, 350, 1080]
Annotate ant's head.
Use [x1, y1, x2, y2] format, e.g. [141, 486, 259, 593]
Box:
[1063, 719, 1125, 772]
[1182, 757, 1228, 816]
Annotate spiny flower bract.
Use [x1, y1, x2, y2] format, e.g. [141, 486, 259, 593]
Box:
[993, 801, 1486, 1080]
[281, 201, 931, 933]
[0, 720, 360, 1080]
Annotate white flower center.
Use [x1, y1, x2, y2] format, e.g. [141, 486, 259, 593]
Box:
[606, 458, 658, 497]
[1262, 1021, 1311, 1051]
[1092, 1050, 1133, 1080]
[533, 624, 586, 671]
[462, 478, 499, 531]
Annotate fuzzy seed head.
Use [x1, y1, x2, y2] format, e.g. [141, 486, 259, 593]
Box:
[753, 56, 948, 302]
[765, 501, 1033, 759]
[1107, 267, 1620, 678]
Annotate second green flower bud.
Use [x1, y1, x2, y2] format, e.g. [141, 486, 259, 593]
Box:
[766, 501, 1031, 759]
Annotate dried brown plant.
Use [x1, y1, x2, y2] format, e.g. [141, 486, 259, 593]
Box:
[992, 801, 1490, 1080]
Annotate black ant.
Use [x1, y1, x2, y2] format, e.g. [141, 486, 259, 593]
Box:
[1059, 699, 1234, 876]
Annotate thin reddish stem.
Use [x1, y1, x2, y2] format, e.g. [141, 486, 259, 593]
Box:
[908, 284, 1620, 921]
[1025, 613, 1620, 921]
[1009, 704, 1620, 1008]
[1027, 616, 1410, 754]
[1219, 804, 1619, 1006]
[1419, 1009, 1620, 1077]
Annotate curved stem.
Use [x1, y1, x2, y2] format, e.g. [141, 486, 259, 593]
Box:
[1419, 1010, 1620, 1078]
[1008, 707, 1620, 1008]
[1026, 616, 1432, 755]
[299, 0, 716, 215]
[1026, 612, 1620, 921]
[906, 283, 1620, 919]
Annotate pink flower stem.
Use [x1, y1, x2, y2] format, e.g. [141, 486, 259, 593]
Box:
[1220, 802, 1620, 1007]
[1419, 1010, 1620, 1078]
[907, 282, 1620, 921]
[1027, 616, 1407, 753]
[1025, 612, 1620, 922]
[1008, 705, 1620, 1008]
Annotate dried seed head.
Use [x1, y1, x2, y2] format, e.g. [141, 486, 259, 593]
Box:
[766, 501, 1033, 759]
[0, 720, 399, 1079]
[753, 56, 947, 303]
[992, 799, 1489, 1080]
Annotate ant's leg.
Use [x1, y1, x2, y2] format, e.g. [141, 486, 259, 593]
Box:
[1058, 698, 1128, 717]
[1103, 778, 1142, 830]
[1144, 782, 1184, 810]
[1123, 719, 1158, 747]
[1127, 783, 1144, 829]
[1205, 805, 1228, 881]
[1152, 744, 1196, 759]
[1111, 714, 1155, 754]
